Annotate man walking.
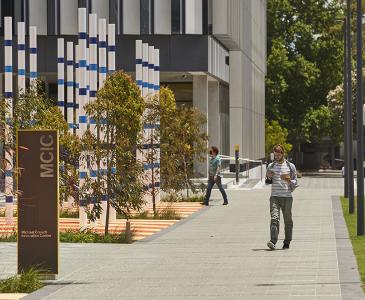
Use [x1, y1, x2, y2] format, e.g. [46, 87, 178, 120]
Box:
[266, 144, 298, 250]
[203, 146, 228, 206]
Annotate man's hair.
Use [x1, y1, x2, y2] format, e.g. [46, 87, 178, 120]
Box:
[273, 144, 285, 154]
[211, 146, 219, 155]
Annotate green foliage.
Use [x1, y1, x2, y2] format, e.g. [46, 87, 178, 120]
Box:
[301, 105, 342, 143]
[84, 71, 146, 233]
[0, 233, 17, 242]
[60, 229, 132, 243]
[59, 210, 79, 218]
[161, 194, 205, 203]
[0, 81, 81, 206]
[143, 93, 161, 215]
[159, 87, 208, 195]
[265, 119, 292, 157]
[154, 206, 181, 220]
[0, 268, 43, 293]
[266, 0, 344, 143]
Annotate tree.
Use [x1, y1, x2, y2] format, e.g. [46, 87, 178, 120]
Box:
[266, 0, 344, 153]
[301, 105, 342, 144]
[84, 71, 146, 235]
[157, 88, 208, 198]
[0, 81, 81, 207]
[142, 93, 161, 216]
[265, 119, 292, 157]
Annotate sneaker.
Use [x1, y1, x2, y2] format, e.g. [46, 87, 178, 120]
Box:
[223, 202, 228, 205]
[267, 240, 276, 250]
[282, 243, 290, 249]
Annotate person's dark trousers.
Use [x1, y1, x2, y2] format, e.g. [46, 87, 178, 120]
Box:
[204, 176, 228, 205]
[269, 196, 293, 245]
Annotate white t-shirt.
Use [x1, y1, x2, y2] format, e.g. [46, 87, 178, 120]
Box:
[267, 161, 297, 197]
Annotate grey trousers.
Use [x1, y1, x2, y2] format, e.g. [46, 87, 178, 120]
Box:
[270, 196, 293, 245]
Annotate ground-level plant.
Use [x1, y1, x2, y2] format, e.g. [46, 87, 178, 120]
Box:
[0, 268, 43, 293]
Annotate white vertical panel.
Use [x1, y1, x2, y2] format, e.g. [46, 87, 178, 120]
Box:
[4, 17, 13, 225]
[60, 0, 78, 35]
[78, 7, 88, 228]
[136, 40, 143, 93]
[29, 26, 38, 87]
[57, 38, 65, 115]
[212, 0, 228, 35]
[123, 0, 140, 34]
[148, 46, 154, 96]
[142, 43, 149, 97]
[66, 42, 74, 132]
[98, 18, 107, 88]
[154, 0, 171, 34]
[29, 0, 47, 35]
[75, 45, 80, 136]
[17, 22, 26, 93]
[92, 0, 109, 23]
[108, 24, 116, 73]
[185, 0, 202, 34]
[154, 49, 160, 92]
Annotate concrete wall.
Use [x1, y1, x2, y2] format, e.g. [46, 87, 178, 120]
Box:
[213, 0, 266, 160]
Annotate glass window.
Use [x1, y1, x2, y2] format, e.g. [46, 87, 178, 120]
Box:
[140, 0, 151, 34]
[171, 0, 182, 34]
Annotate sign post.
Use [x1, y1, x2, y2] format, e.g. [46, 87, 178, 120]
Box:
[17, 130, 59, 277]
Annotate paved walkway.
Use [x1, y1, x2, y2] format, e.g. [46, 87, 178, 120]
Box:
[0, 177, 363, 299]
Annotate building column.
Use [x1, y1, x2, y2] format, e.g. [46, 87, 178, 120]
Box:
[229, 50, 244, 158]
[193, 74, 208, 177]
[208, 80, 221, 151]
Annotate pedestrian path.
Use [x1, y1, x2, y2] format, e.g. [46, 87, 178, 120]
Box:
[0, 177, 362, 299]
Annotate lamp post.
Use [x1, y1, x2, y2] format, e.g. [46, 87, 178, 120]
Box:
[356, 0, 364, 235]
[346, 2, 355, 214]
[344, 17, 349, 198]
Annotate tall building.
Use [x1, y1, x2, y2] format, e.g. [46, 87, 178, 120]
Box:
[0, 0, 266, 176]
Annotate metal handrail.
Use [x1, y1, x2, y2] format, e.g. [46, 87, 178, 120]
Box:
[218, 155, 264, 183]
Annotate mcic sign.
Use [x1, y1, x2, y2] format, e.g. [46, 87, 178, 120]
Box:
[17, 130, 59, 276]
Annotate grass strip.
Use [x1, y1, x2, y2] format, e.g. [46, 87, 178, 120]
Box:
[340, 196, 365, 291]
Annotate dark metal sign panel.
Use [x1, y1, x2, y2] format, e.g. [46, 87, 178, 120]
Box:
[17, 130, 59, 275]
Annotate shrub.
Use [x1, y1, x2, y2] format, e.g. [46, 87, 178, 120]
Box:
[60, 229, 132, 243]
[155, 207, 181, 220]
[0, 268, 43, 293]
[59, 210, 79, 218]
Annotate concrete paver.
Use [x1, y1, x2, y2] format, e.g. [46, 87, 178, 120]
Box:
[0, 177, 363, 299]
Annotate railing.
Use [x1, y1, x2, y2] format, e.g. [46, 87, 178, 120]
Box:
[219, 155, 264, 183]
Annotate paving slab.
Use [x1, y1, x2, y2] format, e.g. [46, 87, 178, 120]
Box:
[0, 177, 363, 299]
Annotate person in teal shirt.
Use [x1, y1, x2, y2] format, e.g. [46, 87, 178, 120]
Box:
[203, 146, 228, 206]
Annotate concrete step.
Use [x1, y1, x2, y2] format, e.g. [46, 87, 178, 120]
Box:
[239, 179, 260, 189]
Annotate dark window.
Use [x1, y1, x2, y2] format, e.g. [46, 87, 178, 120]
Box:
[140, 0, 151, 34]
[47, 0, 60, 35]
[1, 0, 14, 35]
[109, 0, 123, 35]
[171, 0, 181, 34]
[202, 0, 208, 35]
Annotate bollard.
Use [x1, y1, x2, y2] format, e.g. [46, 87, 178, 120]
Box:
[235, 144, 239, 184]
[125, 220, 132, 243]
